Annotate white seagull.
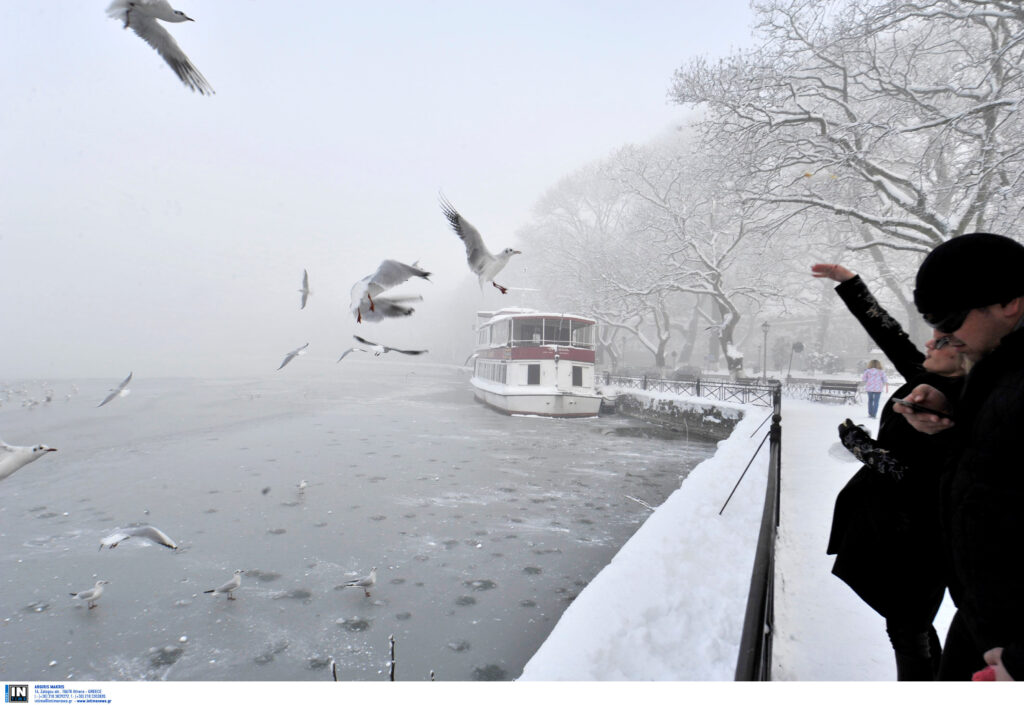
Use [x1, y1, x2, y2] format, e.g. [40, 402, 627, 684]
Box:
[440, 195, 521, 294]
[352, 335, 427, 357]
[100, 525, 178, 551]
[336, 346, 370, 362]
[204, 569, 243, 600]
[0, 440, 57, 482]
[349, 260, 431, 323]
[339, 567, 377, 597]
[106, 0, 214, 95]
[277, 343, 309, 370]
[98, 372, 133, 408]
[299, 269, 311, 310]
[70, 580, 110, 609]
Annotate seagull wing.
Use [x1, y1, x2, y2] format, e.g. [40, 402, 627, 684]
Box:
[390, 347, 428, 356]
[337, 348, 367, 362]
[353, 335, 379, 348]
[128, 525, 178, 549]
[116, 372, 133, 392]
[365, 260, 431, 298]
[300, 270, 310, 309]
[119, 12, 214, 95]
[97, 389, 120, 407]
[277, 343, 308, 370]
[100, 531, 132, 549]
[440, 195, 493, 275]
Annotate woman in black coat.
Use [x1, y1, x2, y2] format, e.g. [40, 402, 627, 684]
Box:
[812, 263, 967, 680]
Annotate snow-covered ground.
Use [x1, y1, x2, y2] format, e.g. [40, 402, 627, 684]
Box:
[519, 392, 962, 682]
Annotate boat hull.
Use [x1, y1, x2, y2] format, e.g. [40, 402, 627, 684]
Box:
[471, 381, 601, 418]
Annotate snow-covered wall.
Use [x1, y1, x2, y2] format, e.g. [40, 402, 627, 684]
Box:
[609, 388, 745, 441]
[519, 396, 771, 680]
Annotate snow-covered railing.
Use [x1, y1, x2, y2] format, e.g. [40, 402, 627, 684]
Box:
[734, 384, 782, 680]
[602, 373, 777, 408]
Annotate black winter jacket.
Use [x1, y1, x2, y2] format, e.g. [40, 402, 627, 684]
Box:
[826, 276, 959, 623]
[940, 324, 1024, 678]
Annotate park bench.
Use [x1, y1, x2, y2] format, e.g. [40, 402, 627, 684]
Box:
[809, 380, 860, 404]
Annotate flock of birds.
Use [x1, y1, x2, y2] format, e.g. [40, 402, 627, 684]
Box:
[1, 0, 525, 618]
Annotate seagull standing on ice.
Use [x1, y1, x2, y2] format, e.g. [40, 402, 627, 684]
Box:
[0, 440, 57, 482]
[204, 569, 244, 600]
[70, 580, 110, 609]
[350, 260, 431, 323]
[440, 195, 521, 294]
[100, 525, 178, 550]
[106, 0, 214, 95]
[98, 372, 133, 408]
[277, 343, 309, 370]
[299, 270, 311, 310]
[339, 567, 377, 597]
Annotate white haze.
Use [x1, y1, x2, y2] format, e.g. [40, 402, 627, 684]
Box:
[0, 1, 753, 379]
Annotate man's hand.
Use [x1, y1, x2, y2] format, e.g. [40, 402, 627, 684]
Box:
[984, 647, 1014, 681]
[892, 383, 955, 434]
[810, 263, 856, 283]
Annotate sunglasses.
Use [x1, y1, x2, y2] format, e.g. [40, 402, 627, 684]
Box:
[924, 309, 970, 334]
[933, 335, 959, 350]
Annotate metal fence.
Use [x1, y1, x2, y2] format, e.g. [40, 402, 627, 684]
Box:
[734, 385, 782, 680]
[602, 373, 779, 408]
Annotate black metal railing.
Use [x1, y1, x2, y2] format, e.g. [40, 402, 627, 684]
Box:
[602, 373, 778, 408]
[734, 384, 782, 680]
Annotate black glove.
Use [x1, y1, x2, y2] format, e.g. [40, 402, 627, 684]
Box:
[838, 419, 906, 480]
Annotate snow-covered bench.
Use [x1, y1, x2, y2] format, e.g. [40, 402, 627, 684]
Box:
[809, 381, 859, 404]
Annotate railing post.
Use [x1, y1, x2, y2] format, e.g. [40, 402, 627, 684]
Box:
[695, 377, 701, 400]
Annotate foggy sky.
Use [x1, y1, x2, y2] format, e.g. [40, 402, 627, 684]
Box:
[0, 1, 753, 379]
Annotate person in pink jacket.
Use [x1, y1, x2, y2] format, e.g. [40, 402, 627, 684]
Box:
[862, 359, 888, 418]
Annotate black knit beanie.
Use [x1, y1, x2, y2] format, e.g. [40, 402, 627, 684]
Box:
[913, 233, 1024, 315]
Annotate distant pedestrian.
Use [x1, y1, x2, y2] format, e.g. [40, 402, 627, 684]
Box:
[862, 360, 887, 418]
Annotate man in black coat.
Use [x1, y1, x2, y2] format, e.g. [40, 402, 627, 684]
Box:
[896, 232, 1024, 680]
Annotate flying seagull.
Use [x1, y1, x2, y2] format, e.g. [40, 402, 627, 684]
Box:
[299, 269, 310, 310]
[277, 343, 309, 370]
[70, 580, 110, 609]
[440, 195, 521, 294]
[350, 260, 430, 323]
[204, 569, 244, 600]
[339, 567, 377, 597]
[106, 0, 214, 95]
[100, 525, 178, 551]
[98, 372, 133, 407]
[0, 440, 57, 482]
[352, 335, 427, 357]
[337, 346, 369, 362]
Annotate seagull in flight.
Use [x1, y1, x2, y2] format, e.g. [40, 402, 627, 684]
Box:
[204, 569, 244, 600]
[339, 567, 377, 597]
[70, 580, 110, 609]
[98, 372, 133, 407]
[352, 335, 427, 357]
[100, 525, 179, 551]
[0, 440, 57, 482]
[299, 269, 311, 310]
[350, 260, 431, 323]
[106, 1, 214, 95]
[440, 195, 521, 294]
[277, 343, 309, 370]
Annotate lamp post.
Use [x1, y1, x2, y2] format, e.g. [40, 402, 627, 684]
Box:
[761, 321, 770, 382]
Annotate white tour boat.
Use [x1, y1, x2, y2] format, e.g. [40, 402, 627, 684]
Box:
[470, 308, 602, 417]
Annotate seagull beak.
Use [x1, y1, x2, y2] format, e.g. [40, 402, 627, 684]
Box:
[46, 447, 57, 453]
[512, 250, 522, 255]
[185, 15, 195, 21]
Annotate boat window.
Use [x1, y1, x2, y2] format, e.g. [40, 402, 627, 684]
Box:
[513, 319, 543, 346]
[543, 318, 572, 345]
[572, 365, 583, 387]
[492, 320, 511, 347]
[570, 321, 594, 348]
[527, 364, 541, 385]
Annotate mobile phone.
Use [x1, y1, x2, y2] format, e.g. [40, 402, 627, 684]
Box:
[892, 397, 953, 420]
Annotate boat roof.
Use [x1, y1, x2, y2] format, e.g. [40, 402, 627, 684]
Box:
[477, 308, 596, 326]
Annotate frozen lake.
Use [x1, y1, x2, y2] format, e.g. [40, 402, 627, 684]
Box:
[0, 362, 716, 681]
